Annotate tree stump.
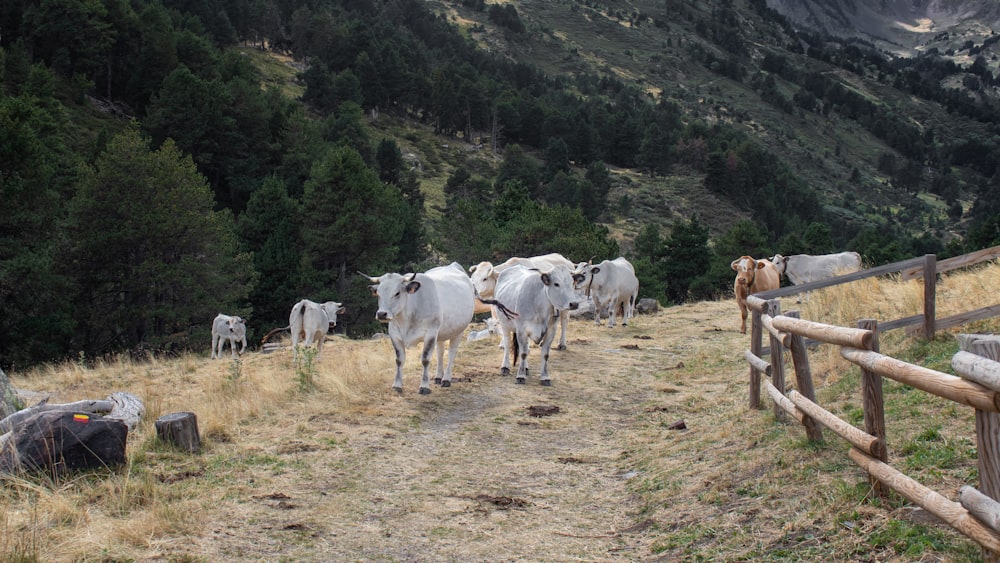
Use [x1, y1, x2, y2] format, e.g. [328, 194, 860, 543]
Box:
[155, 412, 201, 452]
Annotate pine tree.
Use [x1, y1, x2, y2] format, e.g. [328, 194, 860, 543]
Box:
[300, 145, 409, 331]
[237, 175, 302, 337]
[68, 127, 253, 355]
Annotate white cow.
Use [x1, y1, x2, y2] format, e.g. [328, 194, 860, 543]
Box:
[363, 262, 477, 394]
[770, 251, 862, 302]
[572, 257, 639, 328]
[494, 264, 581, 386]
[289, 299, 345, 359]
[211, 313, 247, 359]
[469, 252, 575, 350]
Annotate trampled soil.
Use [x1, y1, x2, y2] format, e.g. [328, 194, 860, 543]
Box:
[183, 302, 739, 562]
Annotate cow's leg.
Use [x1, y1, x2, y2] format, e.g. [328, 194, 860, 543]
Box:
[538, 327, 557, 385]
[593, 296, 604, 326]
[392, 339, 406, 393]
[315, 331, 324, 358]
[607, 295, 618, 328]
[433, 339, 446, 385]
[440, 337, 459, 388]
[515, 330, 530, 384]
[556, 312, 568, 351]
[626, 291, 638, 325]
[211, 334, 219, 359]
[229, 336, 238, 359]
[419, 336, 436, 394]
[500, 328, 513, 376]
[739, 301, 748, 334]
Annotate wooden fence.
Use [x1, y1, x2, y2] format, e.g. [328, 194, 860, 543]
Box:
[743, 246, 1000, 559]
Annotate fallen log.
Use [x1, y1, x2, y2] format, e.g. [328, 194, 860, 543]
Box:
[0, 392, 144, 452]
[0, 391, 144, 434]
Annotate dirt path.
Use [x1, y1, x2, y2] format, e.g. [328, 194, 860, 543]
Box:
[189, 302, 740, 561]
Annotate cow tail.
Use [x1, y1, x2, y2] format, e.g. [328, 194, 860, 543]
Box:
[511, 333, 520, 368]
[479, 298, 519, 320]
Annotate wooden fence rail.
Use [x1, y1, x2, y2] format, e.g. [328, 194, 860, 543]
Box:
[742, 246, 1000, 560]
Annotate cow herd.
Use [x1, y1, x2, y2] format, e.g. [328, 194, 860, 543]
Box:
[213, 254, 641, 394]
[212, 249, 863, 392]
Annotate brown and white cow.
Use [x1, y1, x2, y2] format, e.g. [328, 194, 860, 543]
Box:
[731, 256, 780, 334]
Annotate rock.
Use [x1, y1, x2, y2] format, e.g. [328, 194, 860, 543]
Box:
[0, 411, 128, 475]
[637, 298, 659, 314]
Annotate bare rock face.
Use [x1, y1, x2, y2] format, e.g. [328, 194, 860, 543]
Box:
[765, 0, 1000, 54]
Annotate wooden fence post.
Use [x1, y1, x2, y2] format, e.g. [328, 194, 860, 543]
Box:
[859, 318, 887, 498]
[787, 311, 822, 442]
[750, 306, 764, 410]
[960, 337, 1000, 563]
[923, 254, 937, 340]
[767, 299, 785, 422]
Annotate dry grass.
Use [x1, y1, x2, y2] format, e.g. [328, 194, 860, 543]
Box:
[3, 262, 1000, 561]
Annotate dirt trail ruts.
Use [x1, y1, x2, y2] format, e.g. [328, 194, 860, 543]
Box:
[193, 305, 735, 561]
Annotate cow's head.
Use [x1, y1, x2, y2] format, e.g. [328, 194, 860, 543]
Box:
[363, 272, 420, 322]
[571, 263, 600, 292]
[468, 261, 499, 299]
[321, 301, 346, 327]
[732, 256, 767, 287]
[770, 254, 787, 275]
[539, 267, 580, 311]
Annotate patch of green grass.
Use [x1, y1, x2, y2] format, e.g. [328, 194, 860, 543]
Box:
[893, 337, 958, 373]
[238, 47, 305, 100]
[650, 522, 719, 554]
[868, 519, 978, 560]
[898, 427, 972, 472]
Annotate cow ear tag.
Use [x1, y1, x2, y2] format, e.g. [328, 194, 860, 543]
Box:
[406, 281, 421, 294]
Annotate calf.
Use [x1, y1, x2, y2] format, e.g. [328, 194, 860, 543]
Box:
[211, 314, 247, 359]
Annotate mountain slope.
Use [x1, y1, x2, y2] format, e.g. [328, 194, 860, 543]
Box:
[427, 0, 1000, 246]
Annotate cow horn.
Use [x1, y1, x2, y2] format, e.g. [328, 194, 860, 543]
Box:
[357, 271, 379, 283]
[588, 255, 595, 265]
